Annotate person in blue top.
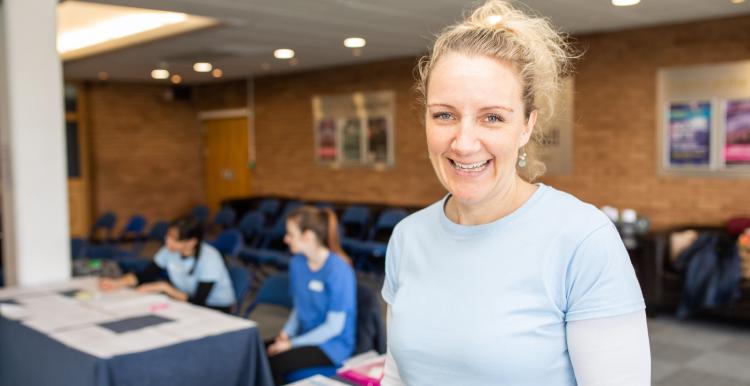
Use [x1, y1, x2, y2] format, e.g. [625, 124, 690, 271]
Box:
[380, 1, 650, 385]
[99, 215, 236, 313]
[266, 206, 356, 385]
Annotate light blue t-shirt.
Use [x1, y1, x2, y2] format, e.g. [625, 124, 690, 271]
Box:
[154, 243, 236, 308]
[288, 253, 357, 365]
[382, 184, 645, 386]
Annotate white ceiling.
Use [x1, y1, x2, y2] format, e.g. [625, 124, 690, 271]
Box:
[62, 0, 750, 83]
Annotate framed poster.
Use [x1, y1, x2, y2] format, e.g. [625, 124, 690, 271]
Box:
[316, 118, 337, 161]
[312, 90, 394, 167]
[724, 99, 750, 166]
[668, 101, 711, 167]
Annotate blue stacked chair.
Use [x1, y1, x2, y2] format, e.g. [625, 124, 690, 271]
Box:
[209, 229, 243, 262]
[227, 264, 252, 316]
[340, 205, 371, 240]
[256, 198, 281, 226]
[212, 207, 237, 230]
[117, 215, 147, 242]
[90, 212, 117, 243]
[243, 273, 292, 317]
[348, 208, 408, 272]
[191, 205, 210, 224]
[146, 221, 169, 242]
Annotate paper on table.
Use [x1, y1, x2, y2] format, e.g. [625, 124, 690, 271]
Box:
[153, 311, 254, 341]
[0, 303, 29, 320]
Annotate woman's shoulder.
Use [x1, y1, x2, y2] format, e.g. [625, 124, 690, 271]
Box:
[198, 243, 224, 263]
[536, 185, 612, 233]
[390, 199, 444, 234]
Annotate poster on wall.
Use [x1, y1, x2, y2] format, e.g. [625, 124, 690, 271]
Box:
[316, 118, 337, 161]
[340, 117, 362, 162]
[724, 99, 750, 165]
[312, 90, 394, 166]
[668, 101, 711, 166]
[367, 116, 389, 163]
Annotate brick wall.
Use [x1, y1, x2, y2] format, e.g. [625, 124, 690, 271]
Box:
[86, 83, 205, 227]
[252, 57, 446, 207]
[252, 15, 750, 229]
[84, 15, 750, 230]
[543, 15, 750, 229]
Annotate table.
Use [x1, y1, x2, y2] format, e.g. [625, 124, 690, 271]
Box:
[0, 277, 273, 386]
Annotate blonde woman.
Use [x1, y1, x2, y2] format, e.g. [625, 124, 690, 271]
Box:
[381, 1, 650, 385]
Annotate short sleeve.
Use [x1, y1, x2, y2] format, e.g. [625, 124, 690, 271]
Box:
[381, 225, 402, 305]
[153, 247, 170, 268]
[327, 262, 355, 312]
[564, 223, 645, 322]
[194, 246, 224, 282]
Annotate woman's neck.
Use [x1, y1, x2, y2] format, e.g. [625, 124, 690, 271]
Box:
[446, 177, 536, 225]
[305, 245, 330, 271]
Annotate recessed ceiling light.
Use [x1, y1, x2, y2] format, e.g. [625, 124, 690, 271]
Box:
[343, 37, 366, 48]
[731, 0, 745, 4]
[211, 68, 223, 78]
[612, 0, 640, 6]
[170, 74, 182, 84]
[274, 48, 295, 59]
[97, 71, 109, 80]
[151, 69, 169, 79]
[193, 62, 212, 72]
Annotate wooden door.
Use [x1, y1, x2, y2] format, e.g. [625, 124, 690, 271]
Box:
[202, 117, 252, 211]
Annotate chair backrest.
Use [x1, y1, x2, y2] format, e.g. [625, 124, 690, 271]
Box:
[370, 209, 408, 242]
[91, 212, 117, 241]
[213, 207, 237, 228]
[209, 229, 243, 258]
[238, 211, 264, 245]
[119, 215, 147, 239]
[341, 205, 371, 240]
[147, 221, 169, 241]
[355, 283, 386, 355]
[227, 265, 251, 314]
[261, 201, 303, 250]
[257, 198, 281, 223]
[246, 273, 292, 315]
[191, 205, 210, 223]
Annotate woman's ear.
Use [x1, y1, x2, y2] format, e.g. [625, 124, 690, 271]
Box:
[520, 110, 537, 147]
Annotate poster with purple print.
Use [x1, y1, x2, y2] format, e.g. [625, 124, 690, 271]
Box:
[725, 99, 750, 165]
[669, 101, 711, 166]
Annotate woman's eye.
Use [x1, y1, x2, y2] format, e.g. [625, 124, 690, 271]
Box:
[486, 114, 504, 124]
[432, 112, 454, 120]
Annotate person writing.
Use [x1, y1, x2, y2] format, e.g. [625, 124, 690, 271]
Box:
[99, 215, 236, 313]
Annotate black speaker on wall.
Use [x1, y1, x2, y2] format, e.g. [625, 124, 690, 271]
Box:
[171, 85, 192, 101]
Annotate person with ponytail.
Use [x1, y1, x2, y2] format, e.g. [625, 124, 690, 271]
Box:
[265, 206, 356, 385]
[99, 215, 236, 313]
[381, 1, 649, 385]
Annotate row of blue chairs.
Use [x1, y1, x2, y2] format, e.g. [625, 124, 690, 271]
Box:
[225, 199, 409, 272]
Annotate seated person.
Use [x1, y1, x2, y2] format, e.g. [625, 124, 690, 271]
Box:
[99, 215, 236, 313]
[266, 206, 357, 385]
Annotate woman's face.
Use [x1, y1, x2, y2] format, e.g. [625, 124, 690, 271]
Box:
[283, 220, 314, 255]
[425, 53, 536, 206]
[165, 227, 197, 255]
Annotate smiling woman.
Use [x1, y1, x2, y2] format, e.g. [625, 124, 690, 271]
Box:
[380, 1, 650, 385]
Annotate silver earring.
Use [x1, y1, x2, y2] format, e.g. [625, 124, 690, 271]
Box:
[518, 149, 527, 168]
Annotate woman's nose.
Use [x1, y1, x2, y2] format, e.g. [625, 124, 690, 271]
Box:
[450, 120, 481, 155]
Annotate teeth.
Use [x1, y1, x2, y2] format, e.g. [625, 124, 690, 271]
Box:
[453, 160, 488, 170]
